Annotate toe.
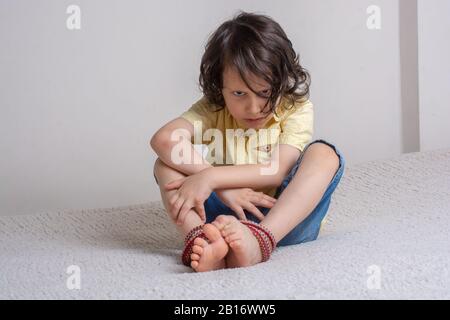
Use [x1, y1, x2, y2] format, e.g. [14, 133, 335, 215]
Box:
[229, 239, 243, 249]
[216, 215, 237, 226]
[193, 237, 209, 248]
[211, 220, 222, 230]
[221, 215, 238, 223]
[213, 215, 229, 229]
[221, 227, 235, 237]
[225, 233, 241, 243]
[192, 245, 203, 255]
[220, 217, 241, 237]
[215, 216, 238, 234]
[203, 224, 223, 242]
[191, 260, 199, 269]
[191, 253, 200, 261]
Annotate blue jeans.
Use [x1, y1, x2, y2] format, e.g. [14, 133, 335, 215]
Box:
[203, 139, 345, 247]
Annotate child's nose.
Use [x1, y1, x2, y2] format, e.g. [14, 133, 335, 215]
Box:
[247, 97, 263, 114]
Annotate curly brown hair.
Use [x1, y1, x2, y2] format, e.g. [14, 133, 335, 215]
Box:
[198, 11, 311, 116]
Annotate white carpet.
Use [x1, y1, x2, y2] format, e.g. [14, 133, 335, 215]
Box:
[1, 149, 450, 299]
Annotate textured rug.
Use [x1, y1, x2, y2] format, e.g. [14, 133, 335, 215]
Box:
[1, 148, 450, 299]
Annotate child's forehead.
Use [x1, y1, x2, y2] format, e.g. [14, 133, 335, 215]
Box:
[223, 65, 270, 90]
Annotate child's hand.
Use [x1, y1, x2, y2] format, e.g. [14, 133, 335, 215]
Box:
[215, 188, 277, 221]
[164, 172, 213, 225]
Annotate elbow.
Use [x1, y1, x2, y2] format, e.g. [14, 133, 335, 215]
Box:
[149, 134, 158, 153]
[150, 128, 192, 153]
[150, 131, 169, 153]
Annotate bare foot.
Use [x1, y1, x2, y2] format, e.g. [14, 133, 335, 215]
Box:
[212, 215, 262, 268]
[190, 224, 229, 272]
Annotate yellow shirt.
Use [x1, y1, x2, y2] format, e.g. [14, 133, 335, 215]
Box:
[180, 95, 314, 197]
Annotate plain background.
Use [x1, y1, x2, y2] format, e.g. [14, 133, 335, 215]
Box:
[1, 0, 449, 216]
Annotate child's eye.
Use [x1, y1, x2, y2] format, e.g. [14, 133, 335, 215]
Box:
[232, 90, 271, 97]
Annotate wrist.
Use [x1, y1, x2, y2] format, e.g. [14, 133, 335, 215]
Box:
[204, 167, 219, 190]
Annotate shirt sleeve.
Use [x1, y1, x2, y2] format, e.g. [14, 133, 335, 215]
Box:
[278, 99, 314, 152]
[180, 96, 218, 133]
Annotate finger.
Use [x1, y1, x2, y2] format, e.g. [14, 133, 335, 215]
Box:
[250, 193, 274, 209]
[265, 194, 277, 203]
[196, 203, 206, 223]
[230, 205, 247, 221]
[243, 202, 265, 221]
[254, 191, 276, 203]
[172, 197, 184, 221]
[252, 196, 275, 209]
[165, 178, 184, 190]
[177, 201, 192, 225]
[168, 192, 179, 207]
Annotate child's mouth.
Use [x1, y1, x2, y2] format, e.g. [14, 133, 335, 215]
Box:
[244, 116, 266, 124]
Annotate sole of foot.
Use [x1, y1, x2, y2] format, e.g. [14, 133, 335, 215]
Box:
[212, 215, 262, 268]
[190, 223, 229, 272]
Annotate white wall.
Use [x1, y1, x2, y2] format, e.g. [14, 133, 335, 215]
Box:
[0, 0, 444, 216]
[417, 0, 450, 151]
[290, 0, 402, 164]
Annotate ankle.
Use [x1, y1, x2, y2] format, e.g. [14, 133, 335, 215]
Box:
[176, 209, 205, 238]
[241, 221, 277, 262]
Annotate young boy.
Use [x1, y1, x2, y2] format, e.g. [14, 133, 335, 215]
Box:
[150, 12, 345, 272]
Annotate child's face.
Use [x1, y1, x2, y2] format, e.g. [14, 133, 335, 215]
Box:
[221, 65, 279, 129]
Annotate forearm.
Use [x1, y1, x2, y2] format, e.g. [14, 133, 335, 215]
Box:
[152, 138, 212, 176]
[207, 163, 285, 190]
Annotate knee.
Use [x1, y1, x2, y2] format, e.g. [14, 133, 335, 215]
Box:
[306, 143, 340, 170]
[153, 158, 186, 183]
[153, 158, 167, 179]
